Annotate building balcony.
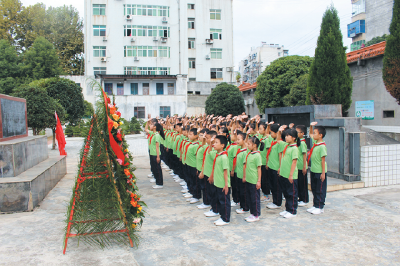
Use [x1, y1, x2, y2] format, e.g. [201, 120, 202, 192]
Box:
[348, 20, 365, 38]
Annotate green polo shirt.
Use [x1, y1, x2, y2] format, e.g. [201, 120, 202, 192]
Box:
[149, 133, 161, 156]
[186, 141, 199, 168]
[310, 141, 328, 173]
[260, 135, 271, 165]
[172, 134, 180, 155]
[280, 145, 299, 179]
[244, 151, 262, 184]
[297, 139, 308, 170]
[147, 131, 154, 148]
[267, 138, 280, 171]
[196, 144, 207, 172]
[204, 148, 217, 177]
[227, 143, 239, 171]
[236, 148, 249, 179]
[212, 152, 230, 188]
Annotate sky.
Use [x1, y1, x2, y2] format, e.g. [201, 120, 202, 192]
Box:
[21, 0, 353, 70]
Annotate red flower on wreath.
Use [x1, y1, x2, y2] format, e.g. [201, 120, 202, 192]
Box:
[116, 133, 122, 141]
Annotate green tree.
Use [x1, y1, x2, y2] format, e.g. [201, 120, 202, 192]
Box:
[12, 85, 65, 135]
[255, 55, 313, 111]
[306, 6, 353, 114]
[0, 0, 22, 44]
[83, 100, 94, 118]
[22, 37, 63, 80]
[205, 82, 245, 116]
[366, 34, 389, 47]
[236, 72, 241, 83]
[283, 74, 309, 107]
[383, 0, 400, 104]
[0, 39, 20, 94]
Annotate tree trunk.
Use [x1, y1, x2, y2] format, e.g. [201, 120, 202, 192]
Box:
[52, 128, 56, 150]
[33, 128, 37, 135]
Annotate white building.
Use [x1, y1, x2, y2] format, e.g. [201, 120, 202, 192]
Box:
[77, 0, 234, 119]
[238, 43, 288, 84]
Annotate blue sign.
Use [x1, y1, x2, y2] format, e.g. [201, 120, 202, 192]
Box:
[355, 100, 374, 120]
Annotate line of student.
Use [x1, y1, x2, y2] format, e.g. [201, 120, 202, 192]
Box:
[145, 115, 328, 226]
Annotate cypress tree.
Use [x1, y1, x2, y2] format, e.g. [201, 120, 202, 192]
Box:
[383, 0, 400, 104]
[306, 6, 353, 114]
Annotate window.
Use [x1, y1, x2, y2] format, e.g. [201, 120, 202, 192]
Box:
[210, 9, 221, 20]
[188, 38, 195, 49]
[158, 46, 168, 57]
[124, 5, 169, 17]
[93, 25, 106, 36]
[168, 83, 174, 95]
[188, 91, 193, 94]
[352, 0, 365, 16]
[210, 29, 222, 40]
[93, 4, 106, 15]
[210, 68, 223, 79]
[124, 46, 170, 58]
[189, 58, 196, 69]
[210, 48, 222, 59]
[188, 18, 195, 29]
[104, 83, 113, 95]
[278, 52, 281, 56]
[93, 46, 106, 57]
[124, 67, 170, 75]
[134, 107, 145, 118]
[142, 83, 149, 95]
[156, 83, 164, 95]
[117, 84, 124, 95]
[93, 67, 106, 75]
[160, 106, 170, 118]
[383, 110, 394, 118]
[188, 78, 196, 81]
[350, 40, 365, 51]
[131, 83, 138, 95]
[195, 91, 200, 95]
[188, 4, 195, 9]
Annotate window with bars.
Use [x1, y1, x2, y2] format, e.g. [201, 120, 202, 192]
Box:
[156, 83, 164, 95]
[210, 48, 222, 59]
[93, 4, 106, 15]
[160, 106, 170, 118]
[93, 46, 106, 57]
[124, 67, 170, 75]
[93, 67, 106, 75]
[188, 18, 195, 29]
[131, 83, 138, 95]
[210, 29, 222, 40]
[104, 83, 113, 95]
[124, 46, 170, 58]
[210, 68, 223, 79]
[188, 38, 195, 49]
[93, 25, 106, 36]
[134, 107, 145, 118]
[117, 84, 124, 95]
[124, 5, 169, 17]
[189, 58, 196, 69]
[210, 9, 221, 20]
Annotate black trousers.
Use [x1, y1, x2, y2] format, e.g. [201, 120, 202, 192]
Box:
[238, 178, 249, 211]
[246, 182, 261, 217]
[311, 172, 327, 209]
[261, 166, 271, 195]
[208, 183, 219, 214]
[279, 176, 298, 214]
[298, 169, 309, 203]
[201, 175, 211, 205]
[216, 187, 231, 222]
[231, 172, 240, 203]
[150, 155, 163, 185]
[269, 168, 282, 206]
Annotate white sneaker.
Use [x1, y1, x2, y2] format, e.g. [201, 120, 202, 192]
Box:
[184, 194, 193, 198]
[284, 212, 296, 219]
[311, 208, 324, 215]
[149, 178, 156, 183]
[213, 218, 223, 224]
[186, 198, 192, 202]
[280, 210, 289, 216]
[169, 171, 174, 174]
[266, 203, 280, 209]
[230, 200, 238, 207]
[152, 185, 163, 189]
[190, 198, 200, 204]
[162, 166, 170, 170]
[180, 181, 187, 186]
[183, 192, 191, 196]
[298, 201, 307, 207]
[197, 203, 211, 209]
[260, 195, 268, 202]
[175, 178, 183, 183]
[236, 208, 249, 214]
[245, 214, 255, 221]
[148, 174, 153, 178]
[181, 185, 188, 189]
[169, 172, 176, 176]
[204, 210, 219, 217]
[215, 219, 229, 226]
[181, 189, 189, 193]
[307, 207, 316, 213]
[246, 215, 260, 223]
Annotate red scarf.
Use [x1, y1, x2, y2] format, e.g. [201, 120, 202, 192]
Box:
[195, 145, 203, 156]
[185, 142, 199, 160]
[226, 143, 237, 151]
[202, 146, 210, 170]
[233, 148, 247, 170]
[282, 144, 297, 157]
[301, 138, 306, 142]
[266, 140, 278, 160]
[211, 151, 228, 178]
[149, 134, 156, 145]
[307, 142, 326, 164]
[244, 151, 260, 173]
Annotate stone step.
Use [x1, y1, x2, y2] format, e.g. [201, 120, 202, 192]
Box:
[0, 155, 67, 213]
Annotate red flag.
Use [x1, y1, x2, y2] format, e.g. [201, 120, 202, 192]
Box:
[55, 112, 67, 156]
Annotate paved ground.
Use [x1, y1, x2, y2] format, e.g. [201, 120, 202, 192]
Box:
[0, 136, 400, 265]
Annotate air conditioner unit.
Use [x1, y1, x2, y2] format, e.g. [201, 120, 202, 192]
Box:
[130, 38, 135, 43]
[161, 37, 167, 43]
[134, 57, 139, 61]
[103, 37, 107, 42]
[126, 14, 132, 20]
[206, 39, 213, 44]
[101, 57, 107, 62]
[153, 37, 158, 41]
[205, 55, 210, 60]
[226, 67, 233, 72]
[162, 17, 168, 23]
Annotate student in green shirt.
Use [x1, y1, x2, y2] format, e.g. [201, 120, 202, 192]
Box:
[149, 123, 165, 189]
[208, 135, 231, 226]
[307, 122, 328, 215]
[278, 128, 300, 219]
[243, 136, 264, 222]
[226, 129, 239, 207]
[196, 128, 211, 209]
[258, 123, 272, 202]
[185, 128, 201, 204]
[295, 125, 309, 207]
